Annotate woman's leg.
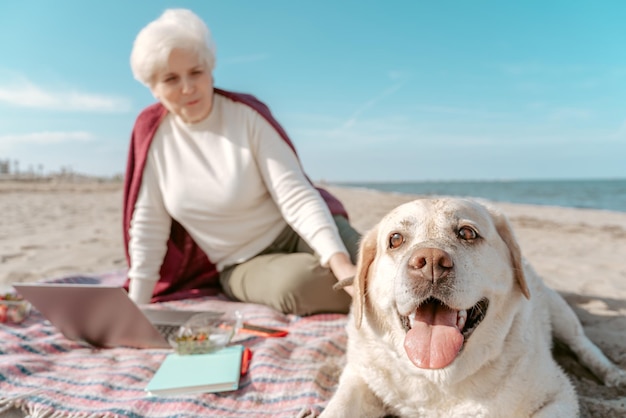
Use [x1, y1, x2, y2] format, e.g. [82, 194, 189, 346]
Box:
[220, 252, 351, 315]
[333, 215, 361, 263]
[219, 216, 360, 315]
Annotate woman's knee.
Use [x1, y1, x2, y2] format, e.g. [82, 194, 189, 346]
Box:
[271, 254, 350, 315]
[271, 254, 325, 301]
[220, 251, 351, 315]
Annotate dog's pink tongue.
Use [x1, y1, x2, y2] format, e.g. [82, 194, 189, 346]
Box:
[404, 301, 464, 369]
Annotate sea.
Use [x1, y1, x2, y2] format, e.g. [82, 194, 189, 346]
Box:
[334, 178, 626, 213]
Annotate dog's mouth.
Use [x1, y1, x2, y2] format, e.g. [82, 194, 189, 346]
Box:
[400, 297, 489, 370]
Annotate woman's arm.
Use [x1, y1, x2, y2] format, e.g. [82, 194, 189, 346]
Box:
[250, 112, 356, 290]
[127, 156, 172, 304]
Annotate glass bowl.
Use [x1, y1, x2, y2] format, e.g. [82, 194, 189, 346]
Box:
[169, 311, 242, 355]
[0, 292, 31, 324]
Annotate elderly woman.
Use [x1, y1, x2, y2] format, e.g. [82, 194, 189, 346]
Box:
[123, 9, 359, 315]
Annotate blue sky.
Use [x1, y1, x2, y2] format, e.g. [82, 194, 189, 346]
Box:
[1, 1, 625, 182]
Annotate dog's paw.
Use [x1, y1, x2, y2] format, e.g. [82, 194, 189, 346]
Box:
[603, 367, 626, 388]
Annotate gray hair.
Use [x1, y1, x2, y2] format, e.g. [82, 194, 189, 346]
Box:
[130, 9, 216, 87]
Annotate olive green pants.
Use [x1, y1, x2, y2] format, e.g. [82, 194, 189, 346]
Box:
[219, 216, 360, 316]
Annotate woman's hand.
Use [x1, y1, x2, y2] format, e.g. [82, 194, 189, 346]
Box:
[328, 252, 356, 297]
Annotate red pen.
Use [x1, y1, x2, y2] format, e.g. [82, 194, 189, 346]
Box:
[240, 347, 253, 375]
[240, 322, 288, 338]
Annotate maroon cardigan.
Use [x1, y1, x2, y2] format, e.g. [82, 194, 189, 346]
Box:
[122, 88, 348, 302]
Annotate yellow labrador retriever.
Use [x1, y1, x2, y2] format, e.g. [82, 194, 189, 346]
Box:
[321, 198, 626, 417]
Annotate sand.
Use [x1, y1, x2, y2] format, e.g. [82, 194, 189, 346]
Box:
[1, 179, 625, 416]
[0, 179, 127, 290]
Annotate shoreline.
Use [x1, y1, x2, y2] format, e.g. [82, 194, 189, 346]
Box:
[328, 178, 626, 214]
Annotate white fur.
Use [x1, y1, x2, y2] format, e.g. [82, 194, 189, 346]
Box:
[321, 198, 626, 418]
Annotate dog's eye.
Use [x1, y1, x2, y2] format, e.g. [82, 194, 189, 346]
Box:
[458, 226, 478, 241]
[389, 232, 404, 249]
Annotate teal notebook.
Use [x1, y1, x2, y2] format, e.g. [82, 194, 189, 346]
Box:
[146, 345, 244, 396]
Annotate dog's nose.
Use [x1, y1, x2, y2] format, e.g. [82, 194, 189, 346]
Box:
[407, 248, 454, 282]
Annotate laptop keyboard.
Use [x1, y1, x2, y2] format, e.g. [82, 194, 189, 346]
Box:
[155, 324, 179, 341]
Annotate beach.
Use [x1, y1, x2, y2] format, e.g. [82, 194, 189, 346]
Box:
[0, 179, 127, 289]
[1, 179, 625, 416]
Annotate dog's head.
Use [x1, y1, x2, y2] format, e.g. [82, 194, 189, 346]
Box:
[352, 198, 530, 371]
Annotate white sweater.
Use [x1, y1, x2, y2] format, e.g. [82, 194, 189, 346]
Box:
[128, 94, 348, 303]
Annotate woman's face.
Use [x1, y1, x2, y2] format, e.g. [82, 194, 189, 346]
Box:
[151, 48, 213, 123]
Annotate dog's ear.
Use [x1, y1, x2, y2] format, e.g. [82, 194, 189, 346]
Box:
[354, 225, 379, 329]
[490, 208, 531, 299]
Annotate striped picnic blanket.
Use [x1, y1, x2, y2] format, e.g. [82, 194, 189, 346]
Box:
[0, 273, 348, 418]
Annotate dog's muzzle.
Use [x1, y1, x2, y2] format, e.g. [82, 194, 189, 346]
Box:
[399, 247, 489, 370]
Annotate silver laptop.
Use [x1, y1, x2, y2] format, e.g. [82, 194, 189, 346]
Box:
[13, 283, 210, 349]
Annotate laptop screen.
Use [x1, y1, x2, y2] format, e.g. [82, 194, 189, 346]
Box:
[13, 283, 177, 348]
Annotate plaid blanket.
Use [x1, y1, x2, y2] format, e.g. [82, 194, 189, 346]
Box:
[0, 273, 348, 418]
